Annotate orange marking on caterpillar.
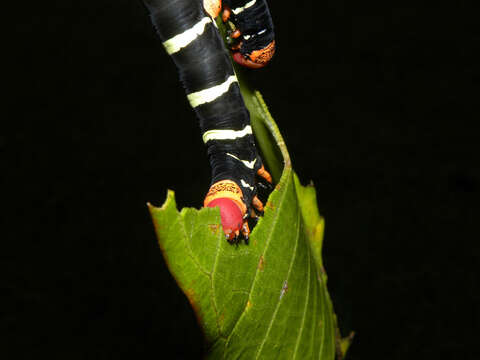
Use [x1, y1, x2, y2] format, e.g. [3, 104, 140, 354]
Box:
[231, 29, 242, 39]
[233, 40, 276, 69]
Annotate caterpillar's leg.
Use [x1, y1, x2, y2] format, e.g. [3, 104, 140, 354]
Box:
[222, 5, 231, 22]
[144, 0, 271, 243]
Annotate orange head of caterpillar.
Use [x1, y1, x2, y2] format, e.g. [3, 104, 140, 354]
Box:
[204, 180, 247, 242]
[232, 40, 276, 69]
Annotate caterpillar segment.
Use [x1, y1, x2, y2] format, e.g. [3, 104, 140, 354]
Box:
[222, 0, 276, 68]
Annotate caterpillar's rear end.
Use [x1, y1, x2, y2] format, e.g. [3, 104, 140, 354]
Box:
[143, 0, 275, 243]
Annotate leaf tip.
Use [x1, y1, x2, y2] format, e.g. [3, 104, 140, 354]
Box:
[163, 189, 176, 207]
[336, 329, 355, 359]
[148, 189, 178, 213]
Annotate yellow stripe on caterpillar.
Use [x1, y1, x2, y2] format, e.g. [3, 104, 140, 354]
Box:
[202, 125, 252, 143]
[162, 17, 212, 55]
[232, 0, 256, 15]
[227, 153, 257, 169]
[187, 75, 238, 107]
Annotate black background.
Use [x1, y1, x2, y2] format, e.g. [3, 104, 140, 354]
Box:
[4, 1, 478, 359]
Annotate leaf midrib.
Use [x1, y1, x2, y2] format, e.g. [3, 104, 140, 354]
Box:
[291, 238, 312, 359]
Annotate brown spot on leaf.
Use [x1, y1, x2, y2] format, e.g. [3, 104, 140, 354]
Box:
[258, 255, 265, 271]
[184, 288, 203, 324]
[311, 223, 323, 242]
[275, 184, 282, 191]
[246, 300, 252, 311]
[218, 312, 225, 326]
[208, 223, 221, 235]
[266, 201, 275, 210]
[320, 265, 326, 275]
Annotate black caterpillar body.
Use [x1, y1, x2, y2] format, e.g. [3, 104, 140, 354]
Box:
[143, 0, 274, 241]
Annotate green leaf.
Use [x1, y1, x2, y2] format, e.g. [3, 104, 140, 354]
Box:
[149, 88, 352, 358]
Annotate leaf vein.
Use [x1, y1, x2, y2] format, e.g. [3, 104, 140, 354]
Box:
[181, 214, 210, 276]
[292, 238, 311, 359]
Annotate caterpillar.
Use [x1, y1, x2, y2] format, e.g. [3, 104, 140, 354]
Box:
[142, 0, 275, 243]
[222, 0, 276, 68]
